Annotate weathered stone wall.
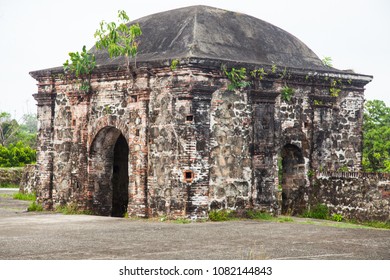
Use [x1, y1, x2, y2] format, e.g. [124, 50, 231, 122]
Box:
[311, 172, 390, 222]
[0, 167, 23, 186]
[30, 60, 372, 219]
[209, 89, 253, 211]
[19, 164, 37, 194]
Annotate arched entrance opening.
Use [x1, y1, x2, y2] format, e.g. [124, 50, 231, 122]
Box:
[111, 134, 129, 217]
[89, 127, 129, 217]
[280, 144, 305, 215]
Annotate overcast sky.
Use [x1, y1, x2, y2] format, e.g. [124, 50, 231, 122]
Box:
[0, 0, 389, 119]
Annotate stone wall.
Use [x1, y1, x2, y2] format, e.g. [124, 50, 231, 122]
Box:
[0, 167, 23, 186]
[19, 164, 37, 194]
[311, 172, 390, 222]
[30, 59, 373, 219]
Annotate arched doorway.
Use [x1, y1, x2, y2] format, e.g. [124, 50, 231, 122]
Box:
[111, 134, 129, 217]
[89, 127, 129, 217]
[280, 144, 305, 214]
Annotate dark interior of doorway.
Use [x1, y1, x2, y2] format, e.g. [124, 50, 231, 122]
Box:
[111, 134, 129, 217]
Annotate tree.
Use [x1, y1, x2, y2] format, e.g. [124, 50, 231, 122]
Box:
[63, 45, 96, 93]
[362, 100, 390, 172]
[0, 112, 37, 167]
[94, 10, 142, 72]
[0, 112, 19, 147]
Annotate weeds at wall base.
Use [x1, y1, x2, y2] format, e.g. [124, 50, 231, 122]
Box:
[55, 204, 93, 215]
[13, 192, 36, 201]
[27, 201, 43, 212]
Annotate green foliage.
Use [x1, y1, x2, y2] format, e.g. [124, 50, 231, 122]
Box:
[63, 46, 96, 93]
[328, 80, 341, 97]
[245, 210, 273, 220]
[359, 220, 390, 229]
[271, 64, 277, 73]
[63, 46, 96, 78]
[172, 218, 191, 224]
[94, 10, 142, 68]
[0, 112, 36, 167]
[0, 182, 20, 188]
[362, 100, 390, 172]
[302, 204, 329, 220]
[329, 87, 341, 97]
[331, 213, 343, 222]
[55, 203, 93, 215]
[322, 56, 333, 67]
[280, 86, 294, 102]
[307, 170, 315, 178]
[313, 99, 324, 106]
[337, 165, 349, 172]
[208, 209, 235, 221]
[250, 68, 267, 80]
[0, 141, 36, 167]
[223, 67, 251, 91]
[0, 112, 36, 148]
[13, 192, 36, 201]
[27, 201, 43, 212]
[170, 59, 179, 71]
[277, 217, 293, 222]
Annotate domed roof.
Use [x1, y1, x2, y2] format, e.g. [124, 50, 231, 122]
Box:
[92, 5, 327, 70]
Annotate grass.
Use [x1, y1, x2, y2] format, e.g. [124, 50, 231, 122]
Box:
[302, 204, 329, 219]
[171, 218, 191, 224]
[27, 201, 43, 212]
[300, 203, 390, 230]
[0, 193, 13, 198]
[277, 217, 294, 223]
[13, 192, 36, 201]
[208, 209, 237, 221]
[208, 209, 276, 222]
[55, 203, 93, 215]
[245, 210, 273, 220]
[0, 183, 20, 188]
[351, 220, 390, 230]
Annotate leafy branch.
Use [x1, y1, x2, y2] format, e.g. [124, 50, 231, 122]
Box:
[223, 66, 251, 90]
[63, 45, 96, 93]
[94, 10, 142, 73]
[281, 86, 294, 102]
[322, 56, 333, 67]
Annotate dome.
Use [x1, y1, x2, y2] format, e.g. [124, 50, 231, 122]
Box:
[92, 5, 327, 70]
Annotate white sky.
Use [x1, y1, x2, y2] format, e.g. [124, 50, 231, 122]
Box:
[0, 0, 389, 119]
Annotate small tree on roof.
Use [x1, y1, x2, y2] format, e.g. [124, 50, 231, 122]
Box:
[94, 10, 142, 73]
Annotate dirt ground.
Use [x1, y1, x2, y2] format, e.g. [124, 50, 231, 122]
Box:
[0, 188, 389, 260]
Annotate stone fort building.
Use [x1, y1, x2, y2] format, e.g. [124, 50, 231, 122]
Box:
[30, 6, 381, 219]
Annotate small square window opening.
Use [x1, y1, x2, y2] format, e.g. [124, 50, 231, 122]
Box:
[183, 171, 194, 183]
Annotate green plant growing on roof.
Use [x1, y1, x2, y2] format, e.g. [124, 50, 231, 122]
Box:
[271, 64, 277, 73]
[280, 85, 294, 102]
[322, 56, 333, 67]
[223, 66, 251, 91]
[329, 79, 341, 97]
[250, 68, 267, 80]
[63, 45, 96, 93]
[170, 59, 179, 71]
[94, 10, 142, 73]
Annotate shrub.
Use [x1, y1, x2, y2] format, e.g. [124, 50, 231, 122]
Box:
[208, 209, 234, 221]
[331, 213, 343, 222]
[27, 201, 43, 212]
[302, 204, 329, 220]
[0, 142, 36, 167]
